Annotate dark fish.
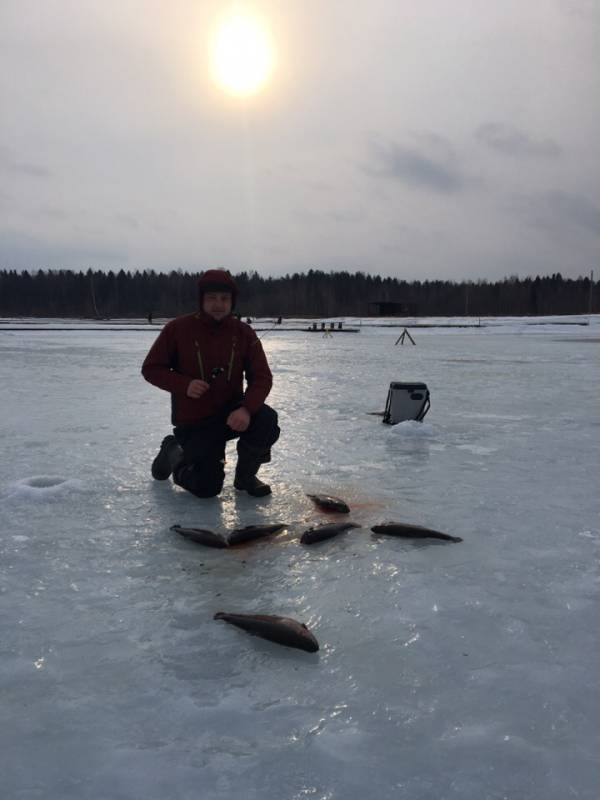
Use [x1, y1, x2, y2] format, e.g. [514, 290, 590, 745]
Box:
[306, 494, 350, 514]
[214, 612, 319, 652]
[227, 523, 286, 546]
[371, 522, 463, 543]
[170, 525, 228, 548]
[300, 521, 360, 544]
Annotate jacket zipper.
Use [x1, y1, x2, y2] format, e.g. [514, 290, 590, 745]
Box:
[227, 336, 237, 381]
[194, 340, 205, 380]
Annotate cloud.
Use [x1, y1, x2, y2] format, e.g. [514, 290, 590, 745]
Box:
[326, 208, 365, 223]
[293, 206, 363, 225]
[543, 191, 600, 234]
[507, 190, 600, 236]
[0, 230, 129, 270]
[560, 0, 600, 26]
[476, 123, 562, 158]
[114, 213, 141, 230]
[364, 135, 471, 193]
[0, 147, 52, 179]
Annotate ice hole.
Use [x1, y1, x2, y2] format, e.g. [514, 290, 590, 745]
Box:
[23, 476, 67, 489]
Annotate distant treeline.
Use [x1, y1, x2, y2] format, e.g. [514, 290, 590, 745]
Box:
[0, 268, 596, 318]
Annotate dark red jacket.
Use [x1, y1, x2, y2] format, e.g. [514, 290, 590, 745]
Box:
[141, 312, 273, 426]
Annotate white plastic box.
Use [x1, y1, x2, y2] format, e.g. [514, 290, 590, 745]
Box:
[383, 382, 430, 424]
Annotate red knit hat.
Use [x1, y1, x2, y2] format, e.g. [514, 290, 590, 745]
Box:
[197, 269, 238, 309]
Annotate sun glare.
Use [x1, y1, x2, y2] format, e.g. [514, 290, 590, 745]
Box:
[211, 10, 274, 97]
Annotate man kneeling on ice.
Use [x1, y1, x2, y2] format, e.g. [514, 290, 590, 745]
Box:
[141, 269, 279, 498]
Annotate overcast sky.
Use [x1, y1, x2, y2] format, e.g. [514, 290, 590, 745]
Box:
[1, 0, 599, 280]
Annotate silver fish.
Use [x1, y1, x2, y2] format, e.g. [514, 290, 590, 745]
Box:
[170, 525, 228, 548]
[227, 523, 286, 546]
[214, 612, 319, 652]
[306, 494, 350, 514]
[371, 522, 463, 543]
[300, 521, 360, 544]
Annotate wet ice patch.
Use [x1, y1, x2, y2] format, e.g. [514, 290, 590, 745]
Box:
[312, 722, 369, 762]
[440, 722, 501, 742]
[456, 444, 497, 455]
[388, 420, 435, 437]
[2, 475, 85, 502]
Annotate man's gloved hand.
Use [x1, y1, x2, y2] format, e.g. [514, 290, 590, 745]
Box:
[227, 407, 251, 432]
[186, 379, 210, 398]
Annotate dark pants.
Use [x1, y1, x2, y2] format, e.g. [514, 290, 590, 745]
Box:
[172, 404, 280, 498]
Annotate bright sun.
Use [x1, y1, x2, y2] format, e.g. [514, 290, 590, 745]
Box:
[211, 9, 274, 97]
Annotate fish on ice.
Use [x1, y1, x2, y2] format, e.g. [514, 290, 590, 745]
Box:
[214, 612, 319, 652]
[227, 523, 286, 546]
[170, 525, 228, 548]
[306, 494, 350, 514]
[370, 522, 462, 543]
[300, 521, 360, 544]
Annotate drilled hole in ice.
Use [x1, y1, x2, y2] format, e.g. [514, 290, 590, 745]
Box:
[22, 476, 67, 489]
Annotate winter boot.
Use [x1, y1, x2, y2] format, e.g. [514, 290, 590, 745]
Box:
[151, 435, 184, 481]
[234, 446, 271, 497]
[234, 470, 272, 497]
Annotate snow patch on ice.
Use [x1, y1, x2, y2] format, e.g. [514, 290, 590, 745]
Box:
[578, 529, 600, 543]
[2, 475, 85, 502]
[388, 420, 435, 437]
[456, 444, 498, 455]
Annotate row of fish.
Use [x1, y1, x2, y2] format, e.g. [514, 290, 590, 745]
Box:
[306, 493, 463, 542]
[171, 519, 462, 549]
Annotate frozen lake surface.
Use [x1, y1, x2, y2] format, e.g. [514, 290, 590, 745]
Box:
[2, 317, 600, 799]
